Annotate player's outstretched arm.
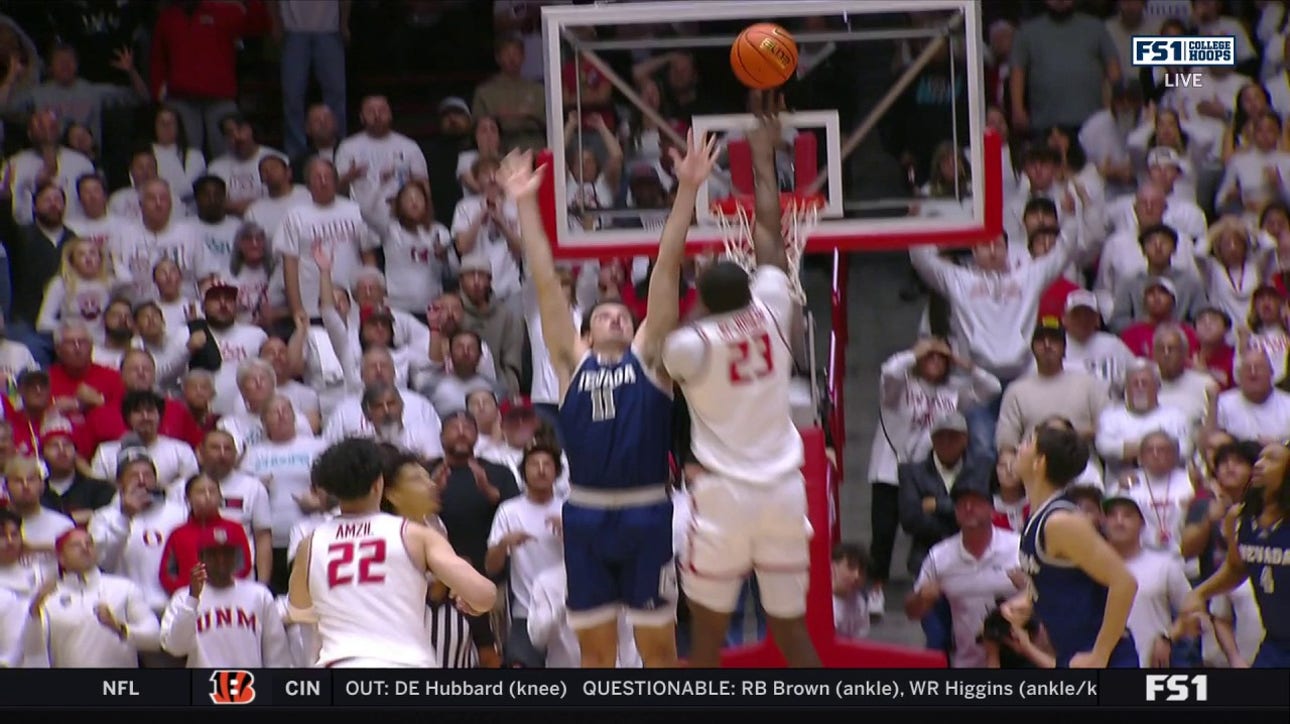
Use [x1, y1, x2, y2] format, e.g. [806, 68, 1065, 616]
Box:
[419, 525, 498, 615]
[1181, 507, 1249, 624]
[1045, 511, 1137, 667]
[285, 535, 317, 624]
[500, 150, 584, 379]
[748, 90, 788, 272]
[637, 129, 719, 362]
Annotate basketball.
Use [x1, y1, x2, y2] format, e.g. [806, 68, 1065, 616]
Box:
[730, 23, 798, 90]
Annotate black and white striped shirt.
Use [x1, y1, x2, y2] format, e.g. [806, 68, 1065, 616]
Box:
[427, 601, 476, 669]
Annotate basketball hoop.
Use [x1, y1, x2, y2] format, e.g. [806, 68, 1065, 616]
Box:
[711, 193, 824, 305]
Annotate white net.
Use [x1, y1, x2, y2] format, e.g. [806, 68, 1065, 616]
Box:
[712, 196, 820, 305]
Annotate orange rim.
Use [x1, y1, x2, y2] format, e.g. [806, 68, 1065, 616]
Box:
[711, 193, 825, 216]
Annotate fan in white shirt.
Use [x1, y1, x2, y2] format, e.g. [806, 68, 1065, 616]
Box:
[5, 457, 76, 581]
[90, 391, 200, 490]
[322, 347, 442, 442]
[217, 359, 315, 454]
[160, 530, 291, 668]
[109, 179, 206, 303]
[208, 115, 288, 215]
[276, 157, 379, 320]
[355, 382, 444, 460]
[196, 279, 271, 416]
[174, 430, 274, 583]
[2, 111, 96, 225]
[1215, 113, 1290, 213]
[152, 106, 207, 208]
[335, 95, 428, 205]
[89, 444, 191, 614]
[832, 543, 871, 641]
[257, 335, 323, 432]
[184, 176, 243, 277]
[1103, 495, 1193, 667]
[1108, 430, 1195, 554]
[905, 479, 1022, 669]
[108, 149, 187, 224]
[485, 443, 566, 666]
[0, 509, 52, 668]
[67, 173, 132, 259]
[1213, 350, 1290, 443]
[224, 222, 287, 326]
[360, 180, 451, 315]
[470, 391, 570, 498]
[1096, 360, 1195, 480]
[1154, 323, 1220, 431]
[244, 155, 311, 238]
[38, 528, 161, 668]
[449, 183, 524, 302]
[239, 395, 329, 556]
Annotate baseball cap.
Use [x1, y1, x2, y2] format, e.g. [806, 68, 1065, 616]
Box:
[931, 411, 968, 435]
[438, 97, 471, 118]
[1032, 318, 1066, 342]
[500, 396, 535, 418]
[1102, 493, 1143, 516]
[1147, 147, 1182, 168]
[950, 475, 992, 502]
[196, 526, 238, 553]
[39, 415, 75, 446]
[1254, 283, 1285, 300]
[116, 438, 156, 474]
[203, 278, 239, 298]
[1144, 276, 1177, 298]
[1064, 290, 1099, 313]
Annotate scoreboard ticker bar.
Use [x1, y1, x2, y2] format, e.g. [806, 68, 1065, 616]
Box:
[0, 669, 1286, 709]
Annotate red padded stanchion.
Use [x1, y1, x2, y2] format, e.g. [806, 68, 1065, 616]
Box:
[718, 427, 947, 668]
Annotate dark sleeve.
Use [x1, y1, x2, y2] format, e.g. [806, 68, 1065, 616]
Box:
[0, 243, 11, 319]
[90, 480, 117, 509]
[1185, 496, 1211, 525]
[488, 463, 521, 502]
[897, 465, 937, 538]
[186, 319, 223, 371]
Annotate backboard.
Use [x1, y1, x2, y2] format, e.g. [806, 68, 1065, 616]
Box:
[536, 0, 1001, 259]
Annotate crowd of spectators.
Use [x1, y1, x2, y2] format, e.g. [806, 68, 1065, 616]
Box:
[871, 0, 1283, 669]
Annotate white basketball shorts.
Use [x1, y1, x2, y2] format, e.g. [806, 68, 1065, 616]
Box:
[680, 471, 813, 619]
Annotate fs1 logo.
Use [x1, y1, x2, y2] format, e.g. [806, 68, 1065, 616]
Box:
[1132, 36, 1235, 66]
[1145, 674, 1208, 702]
[209, 669, 257, 705]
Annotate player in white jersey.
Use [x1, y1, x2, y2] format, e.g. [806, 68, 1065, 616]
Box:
[661, 92, 820, 668]
[286, 437, 496, 668]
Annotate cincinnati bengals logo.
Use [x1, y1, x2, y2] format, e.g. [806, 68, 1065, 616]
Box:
[209, 670, 256, 705]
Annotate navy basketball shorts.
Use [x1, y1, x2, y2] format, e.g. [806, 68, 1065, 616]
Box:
[562, 498, 677, 630]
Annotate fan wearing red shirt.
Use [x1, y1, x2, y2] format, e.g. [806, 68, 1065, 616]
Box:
[77, 349, 204, 458]
[1193, 307, 1237, 390]
[1030, 226, 1080, 325]
[47, 321, 125, 432]
[158, 473, 253, 595]
[7, 369, 57, 457]
[1119, 277, 1199, 357]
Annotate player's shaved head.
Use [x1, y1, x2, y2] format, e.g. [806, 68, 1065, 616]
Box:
[312, 437, 386, 502]
[697, 260, 753, 314]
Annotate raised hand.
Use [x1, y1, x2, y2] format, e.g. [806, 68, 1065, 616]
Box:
[189, 563, 207, 599]
[110, 47, 134, 73]
[311, 239, 333, 272]
[498, 150, 544, 201]
[669, 129, 720, 188]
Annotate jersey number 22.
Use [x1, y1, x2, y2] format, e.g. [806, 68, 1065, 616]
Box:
[728, 333, 774, 384]
[326, 539, 388, 587]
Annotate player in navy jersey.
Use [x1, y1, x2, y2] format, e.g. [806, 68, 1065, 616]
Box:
[499, 132, 718, 668]
[1178, 442, 1290, 667]
[1008, 425, 1140, 668]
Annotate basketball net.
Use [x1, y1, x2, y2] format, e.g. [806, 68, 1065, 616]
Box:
[711, 193, 822, 305]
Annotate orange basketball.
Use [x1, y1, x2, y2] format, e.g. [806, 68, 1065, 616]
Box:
[730, 23, 798, 90]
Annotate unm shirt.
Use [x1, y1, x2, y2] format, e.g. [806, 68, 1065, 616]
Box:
[274, 198, 376, 317]
[208, 147, 288, 207]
